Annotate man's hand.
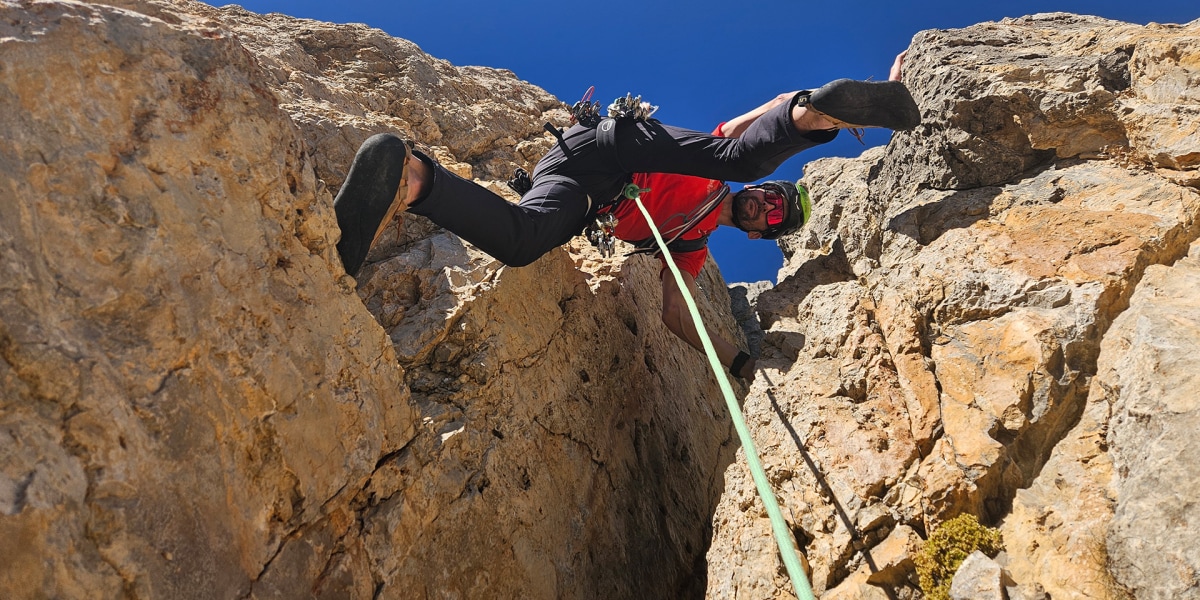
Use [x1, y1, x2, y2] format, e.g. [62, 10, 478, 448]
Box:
[889, 51, 907, 82]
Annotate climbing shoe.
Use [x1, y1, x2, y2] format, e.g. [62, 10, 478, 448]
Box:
[807, 79, 920, 131]
[334, 133, 414, 277]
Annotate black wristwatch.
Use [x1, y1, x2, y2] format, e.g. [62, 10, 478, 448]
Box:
[730, 351, 751, 379]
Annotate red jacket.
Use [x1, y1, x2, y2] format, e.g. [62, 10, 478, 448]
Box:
[609, 125, 726, 277]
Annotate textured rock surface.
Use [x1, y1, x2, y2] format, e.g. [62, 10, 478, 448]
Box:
[1102, 239, 1200, 599]
[4, 3, 1200, 600]
[949, 551, 1007, 600]
[0, 2, 415, 597]
[708, 13, 1200, 600]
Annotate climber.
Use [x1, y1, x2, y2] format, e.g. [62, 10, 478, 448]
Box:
[333, 53, 918, 382]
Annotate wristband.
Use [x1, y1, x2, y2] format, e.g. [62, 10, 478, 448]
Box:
[730, 351, 751, 378]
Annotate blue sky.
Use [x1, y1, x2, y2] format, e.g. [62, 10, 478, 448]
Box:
[229, 0, 1196, 283]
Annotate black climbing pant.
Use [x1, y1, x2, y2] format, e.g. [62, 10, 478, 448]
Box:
[396, 94, 836, 267]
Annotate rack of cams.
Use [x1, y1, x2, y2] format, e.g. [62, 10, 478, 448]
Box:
[570, 92, 659, 126]
[607, 93, 658, 121]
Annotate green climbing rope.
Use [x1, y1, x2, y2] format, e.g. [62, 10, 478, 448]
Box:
[628, 190, 815, 600]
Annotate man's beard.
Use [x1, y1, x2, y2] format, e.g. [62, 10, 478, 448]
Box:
[731, 190, 757, 232]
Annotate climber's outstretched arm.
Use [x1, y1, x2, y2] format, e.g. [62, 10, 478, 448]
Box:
[661, 269, 755, 380]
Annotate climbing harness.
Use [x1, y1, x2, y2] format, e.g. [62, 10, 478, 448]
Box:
[527, 89, 724, 259]
[595, 93, 658, 172]
[556, 87, 661, 173]
[536, 89, 666, 257]
[586, 90, 705, 258]
[628, 187, 816, 600]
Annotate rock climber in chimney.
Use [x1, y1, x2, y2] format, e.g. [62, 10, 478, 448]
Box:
[332, 53, 916, 383]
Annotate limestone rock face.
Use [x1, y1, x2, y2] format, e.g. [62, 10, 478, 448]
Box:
[1102, 240, 1200, 599]
[707, 13, 1200, 600]
[0, 2, 415, 598]
[1, 1, 739, 599]
[949, 551, 1007, 600]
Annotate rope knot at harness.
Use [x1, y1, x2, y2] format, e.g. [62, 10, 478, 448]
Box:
[622, 183, 650, 200]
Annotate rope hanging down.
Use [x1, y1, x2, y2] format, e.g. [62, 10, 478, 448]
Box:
[625, 184, 815, 600]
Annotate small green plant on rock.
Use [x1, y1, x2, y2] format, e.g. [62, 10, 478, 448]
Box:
[914, 513, 1004, 600]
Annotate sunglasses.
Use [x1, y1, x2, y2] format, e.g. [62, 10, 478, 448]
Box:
[759, 188, 787, 227]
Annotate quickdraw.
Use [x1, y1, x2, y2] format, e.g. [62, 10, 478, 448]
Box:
[586, 213, 619, 257]
[585, 183, 650, 258]
[570, 86, 603, 127]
